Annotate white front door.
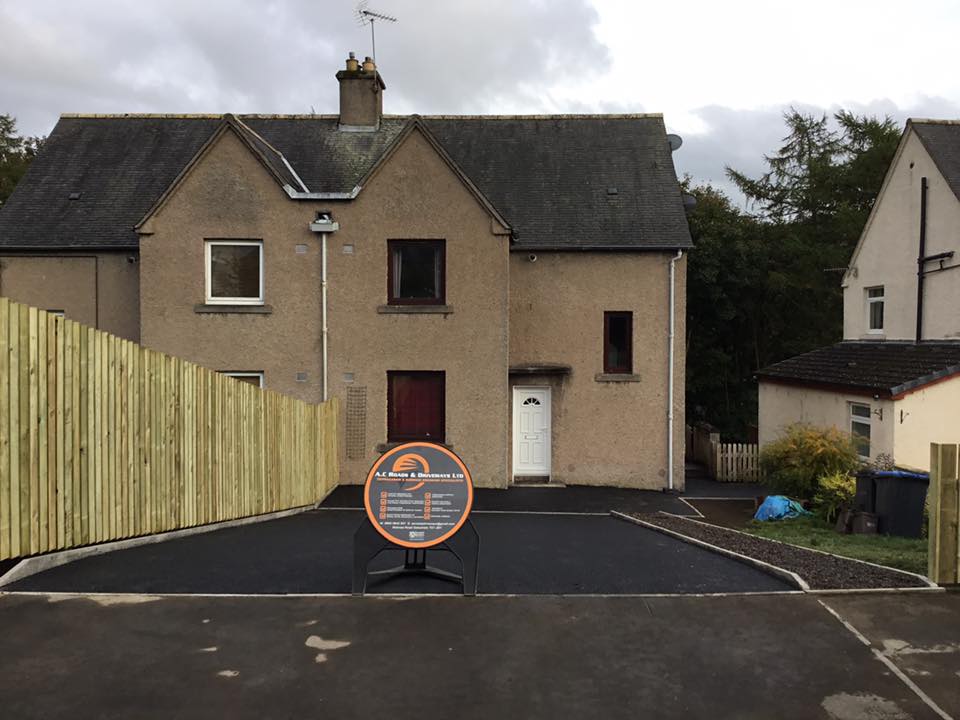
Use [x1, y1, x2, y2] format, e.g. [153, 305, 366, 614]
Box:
[513, 387, 551, 477]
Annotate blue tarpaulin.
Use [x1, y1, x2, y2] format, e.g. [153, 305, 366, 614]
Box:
[753, 495, 811, 521]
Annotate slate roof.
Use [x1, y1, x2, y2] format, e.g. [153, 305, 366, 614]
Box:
[756, 342, 960, 397]
[0, 113, 692, 251]
[911, 120, 960, 202]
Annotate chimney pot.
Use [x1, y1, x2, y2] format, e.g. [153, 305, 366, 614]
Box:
[362, 56, 376, 72]
[345, 52, 359, 72]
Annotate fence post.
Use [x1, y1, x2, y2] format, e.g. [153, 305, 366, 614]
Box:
[929, 443, 959, 585]
[710, 433, 720, 480]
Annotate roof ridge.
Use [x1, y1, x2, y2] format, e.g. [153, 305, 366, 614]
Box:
[908, 118, 960, 126]
[411, 113, 663, 120]
[58, 112, 664, 121]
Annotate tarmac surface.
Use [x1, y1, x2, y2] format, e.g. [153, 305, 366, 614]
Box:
[0, 591, 956, 719]
[5, 509, 790, 595]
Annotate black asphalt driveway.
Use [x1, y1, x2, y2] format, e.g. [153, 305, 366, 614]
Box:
[5, 509, 789, 595]
[0, 592, 953, 719]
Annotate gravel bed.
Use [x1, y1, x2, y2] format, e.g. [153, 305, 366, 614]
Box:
[631, 513, 928, 590]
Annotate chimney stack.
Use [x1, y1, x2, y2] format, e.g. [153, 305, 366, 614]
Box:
[337, 51, 385, 129]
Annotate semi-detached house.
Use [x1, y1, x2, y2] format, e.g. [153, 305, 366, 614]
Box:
[0, 55, 693, 490]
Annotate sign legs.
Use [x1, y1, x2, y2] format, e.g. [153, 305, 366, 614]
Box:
[351, 518, 480, 596]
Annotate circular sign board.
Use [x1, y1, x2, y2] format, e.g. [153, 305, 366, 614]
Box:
[363, 442, 474, 549]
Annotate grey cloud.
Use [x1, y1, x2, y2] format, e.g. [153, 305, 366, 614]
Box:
[0, 0, 608, 136]
[672, 97, 960, 208]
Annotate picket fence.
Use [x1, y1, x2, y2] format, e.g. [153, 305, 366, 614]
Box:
[0, 298, 339, 562]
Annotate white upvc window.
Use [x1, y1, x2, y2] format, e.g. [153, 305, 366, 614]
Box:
[205, 240, 264, 305]
[849, 402, 871, 459]
[220, 371, 264, 388]
[866, 286, 884, 333]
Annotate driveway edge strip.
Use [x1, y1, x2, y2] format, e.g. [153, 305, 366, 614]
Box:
[663, 513, 940, 590]
[610, 510, 809, 591]
[816, 598, 955, 720]
[0, 505, 316, 589]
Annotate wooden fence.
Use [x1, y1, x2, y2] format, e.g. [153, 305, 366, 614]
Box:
[929, 443, 959, 585]
[686, 424, 764, 482]
[715, 442, 763, 483]
[0, 298, 340, 562]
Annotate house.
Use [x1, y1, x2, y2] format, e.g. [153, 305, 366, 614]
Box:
[0, 54, 693, 489]
[757, 119, 960, 470]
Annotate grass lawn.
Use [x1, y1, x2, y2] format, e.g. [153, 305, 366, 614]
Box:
[742, 516, 928, 575]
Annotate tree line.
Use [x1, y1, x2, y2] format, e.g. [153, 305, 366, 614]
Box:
[685, 110, 901, 438]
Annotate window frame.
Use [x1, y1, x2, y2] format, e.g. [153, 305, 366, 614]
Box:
[205, 239, 264, 305]
[603, 311, 634, 374]
[387, 370, 446, 443]
[849, 401, 872, 459]
[387, 240, 446, 306]
[866, 286, 884, 334]
[221, 371, 264, 388]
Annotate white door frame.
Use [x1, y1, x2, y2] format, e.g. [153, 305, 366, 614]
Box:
[512, 386, 552, 478]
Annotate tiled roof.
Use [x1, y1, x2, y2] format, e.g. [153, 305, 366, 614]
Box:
[911, 120, 960, 202]
[0, 113, 692, 251]
[756, 341, 960, 397]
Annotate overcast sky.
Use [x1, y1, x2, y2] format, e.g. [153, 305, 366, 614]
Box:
[3, 0, 959, 202]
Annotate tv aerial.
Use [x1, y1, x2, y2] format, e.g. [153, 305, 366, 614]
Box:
[355, 1, 397, 65]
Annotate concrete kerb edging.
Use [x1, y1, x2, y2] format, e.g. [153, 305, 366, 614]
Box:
[0, 504, 316, 589]
[663, 512, 941, 592]
[610, 510, 810, 592]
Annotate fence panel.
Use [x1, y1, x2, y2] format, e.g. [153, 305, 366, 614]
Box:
[929, 443, 959, 585]
[716, 442, 763, 482]
[0, 298, 340, 561]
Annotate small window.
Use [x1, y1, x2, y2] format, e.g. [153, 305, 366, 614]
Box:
[206, 240, 263, 304]
[522, 397, 541, 406]
[221, 371, 264, 388]
[388, 371, 445, 442]
[850, 402, 871, 458]
[388, 240, 445, 305]
[866, 286, 884, 333]
[603, 311, 633, 374]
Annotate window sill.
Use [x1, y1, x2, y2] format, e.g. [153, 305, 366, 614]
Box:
[377, 305, 454, 315]
[376, 441, 453, 453]
[595, 373, 641, 383]
[194, 303, 273, 315]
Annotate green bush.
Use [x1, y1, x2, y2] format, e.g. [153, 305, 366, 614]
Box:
[760, 423, 860, 500]
[815, 471, 856, 522]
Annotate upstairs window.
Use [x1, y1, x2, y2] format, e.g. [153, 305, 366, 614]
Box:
[603, 311, 633, 374]
[388, 240, 445, 305]
[867, 286, 884, 333]
[849, 402, 871, 459]
[388, 371, 445, 443]
[206, 240, 263, 305]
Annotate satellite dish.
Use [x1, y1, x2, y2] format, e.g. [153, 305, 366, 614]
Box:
[667, 134, 683, 152]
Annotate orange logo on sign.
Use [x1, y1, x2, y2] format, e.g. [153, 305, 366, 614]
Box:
[393, 453, 431, 491]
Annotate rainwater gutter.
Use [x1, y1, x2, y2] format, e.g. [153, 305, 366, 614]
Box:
[667, 249, 683, 491]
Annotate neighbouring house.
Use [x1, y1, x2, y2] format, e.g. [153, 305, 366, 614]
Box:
[757, 119, 960, 470]
[0, 54, 692, 489]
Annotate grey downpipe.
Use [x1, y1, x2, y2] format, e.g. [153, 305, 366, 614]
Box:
[915, 176, 928, 344]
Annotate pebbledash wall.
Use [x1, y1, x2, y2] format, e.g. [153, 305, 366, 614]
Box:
[139, 124, 513, 488]
[0, 252, 140, 342]
[509, 252, 686, 489]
